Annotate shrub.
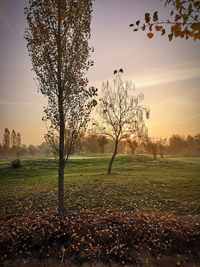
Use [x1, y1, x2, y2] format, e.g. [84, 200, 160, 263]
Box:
[11, 159, 21, 169]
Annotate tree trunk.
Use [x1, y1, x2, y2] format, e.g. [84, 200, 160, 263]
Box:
[57, 0, 65, 216]
[153, 152, 157, 160]
[107, 140, 118, 174]
[131, 146, 134, 155]
[58, 136, 65, 215]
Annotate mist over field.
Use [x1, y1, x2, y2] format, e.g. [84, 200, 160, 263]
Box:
[0, 0, 200, 266]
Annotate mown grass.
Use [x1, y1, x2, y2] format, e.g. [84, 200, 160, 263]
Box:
[0, 154, 200, 216]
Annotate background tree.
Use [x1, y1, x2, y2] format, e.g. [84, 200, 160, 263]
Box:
[85, 133, 99, 154]
[75, 132, 86, 155]
[186, 134, 195, 148]
[11, 130, 17, 156]
[142, 137, 159, 160]
[97, 135, 109, 154]
[25, 0, 94, 215]
[3, 128, 10, 157]
[124, 135, 138, 155]
[0, 144, 3, 157]
[130, 0, 200, 41]
[194, 133, 200, 147]
[11, 130, 17, 148]
[28, 145, 37, 156]
[38, 142, 52, 157]
[97, 70, 149, 174]
[16, 132, 21, 156]
[169, 134, 186, 154]
[157, 138, 167, 158]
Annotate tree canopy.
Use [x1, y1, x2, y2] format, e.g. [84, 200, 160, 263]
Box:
[25, 0, 95, 215]
[96, 71, 149, 174]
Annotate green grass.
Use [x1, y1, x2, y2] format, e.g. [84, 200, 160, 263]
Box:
[0, 154, 200, 215]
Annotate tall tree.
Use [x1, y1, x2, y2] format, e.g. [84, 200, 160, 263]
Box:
[130, 0, 200, 41]
[97, 70, 149, 174]
[16, 132, 21, 156]
[11, 130, 17, 148]
[3, 128, 10, 156]
[11, 130, 17, 156]
[25, 0, 94, 215]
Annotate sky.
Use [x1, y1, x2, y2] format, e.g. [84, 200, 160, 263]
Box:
[0, 0, 199, 145]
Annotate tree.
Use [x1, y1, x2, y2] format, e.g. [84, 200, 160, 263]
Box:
[10, 130, 17, 156]
[11, 130, 17, 148]
[75, 132, 86, 155]
[130, 0, 200, 41]
[45, 88, 97, 161]
[85, 133, 99, 153]
[142, 136, 166, 159]
[25, 0, 95, 215]
[0, 144, 3, 157]
[169, 134, 186, 153]
[186, 134, 195, 148]
[3, 128, 10, 156]
[142, 137, 158, 160]
[97, 70, 149, 174]
[97, 135, 109, 154]
[124, 135, 138, 155]
[38, 142, 52, 156]
[194, 133, 200, 146]
[28, 145, 37, 156]
[16, 132, 21, 156]
[157, 138, 167, 158]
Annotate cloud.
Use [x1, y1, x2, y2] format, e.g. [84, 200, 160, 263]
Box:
[127, 65, 200, 89]
[89, 65, 200, 91]
[0, 100, 43, 106]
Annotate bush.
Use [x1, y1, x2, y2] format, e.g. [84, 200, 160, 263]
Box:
[11, 159, 21, 169]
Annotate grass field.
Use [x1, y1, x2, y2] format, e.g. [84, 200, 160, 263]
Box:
[1, 154, 200, 266]
[0, 154, 200, 216]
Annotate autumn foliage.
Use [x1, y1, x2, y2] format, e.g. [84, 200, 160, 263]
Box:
[130, 0, 200, 41]
[0, 209, 200, 265]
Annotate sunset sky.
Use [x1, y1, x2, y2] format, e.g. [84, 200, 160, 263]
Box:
[0, 0, 199, 145]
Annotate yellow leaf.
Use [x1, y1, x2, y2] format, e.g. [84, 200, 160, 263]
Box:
[155, 25, 162, 31]
[147, 32, 154, 39]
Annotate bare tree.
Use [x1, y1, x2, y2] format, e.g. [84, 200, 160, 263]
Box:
[125, 136, 138, 155]
[142, 137, 167, 160]
[143, 137, 159, 160]
[157, 138, 167, 158]
[97, 70, 149, 174]
[25, 0, 94, 215]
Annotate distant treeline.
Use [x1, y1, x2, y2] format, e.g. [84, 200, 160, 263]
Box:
[0, 128, 199, 158]
[0, 128, 21, 157]
[166, 134, 200, 156]
[141, 134, 200, 159]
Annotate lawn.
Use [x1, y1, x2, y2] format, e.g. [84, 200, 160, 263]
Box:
[0, 155, 200, 266]
[0, 154, 200, 216]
